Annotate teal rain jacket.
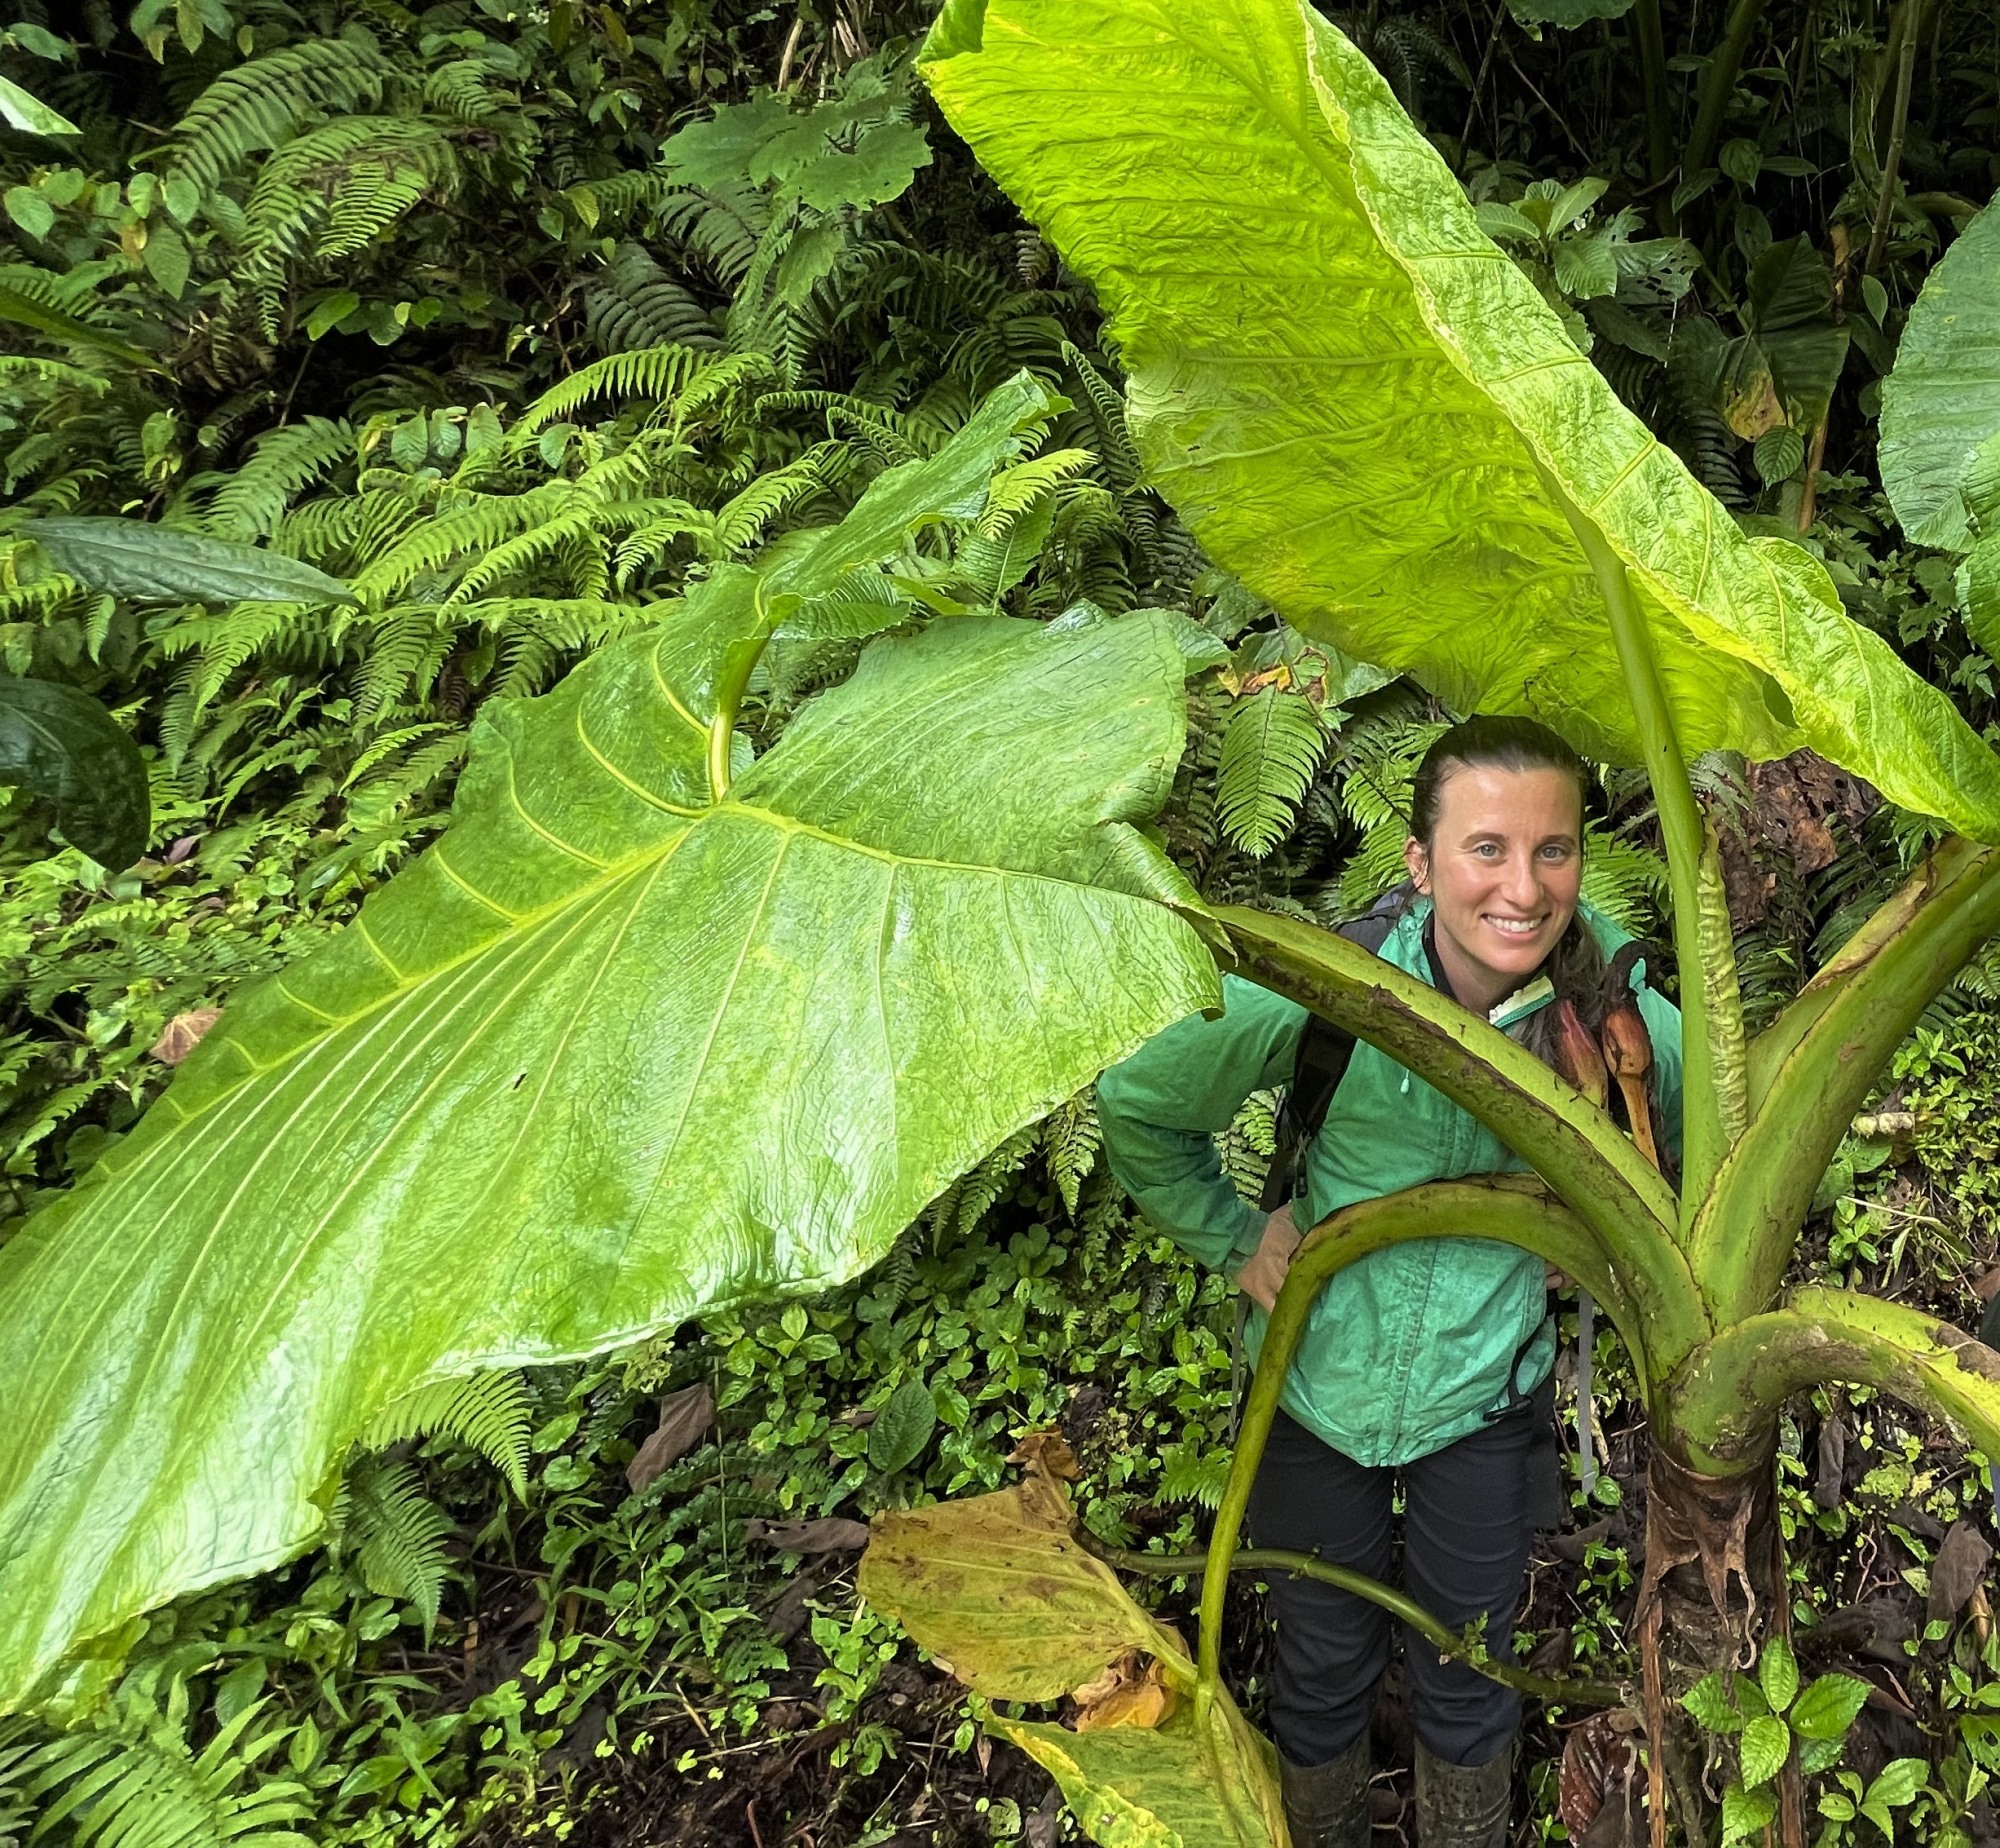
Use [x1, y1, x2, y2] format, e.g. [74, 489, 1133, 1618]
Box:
[1096, 898, 1682, 1467]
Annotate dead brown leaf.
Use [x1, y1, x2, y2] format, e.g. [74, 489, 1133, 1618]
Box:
[1930, 1520, 1994, 1625]
[149, 1008, 222, 1065]
[624, 1382, 714, 1493]
[1008, 1430, 1080, 1481]
[1070, 1649, 1177, 1732]
[744, 1516, 871, 1554]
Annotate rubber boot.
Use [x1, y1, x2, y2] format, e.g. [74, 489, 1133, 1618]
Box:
[1278, 1732, 1372, 1848]
[1413, 1740, 1512, 1848]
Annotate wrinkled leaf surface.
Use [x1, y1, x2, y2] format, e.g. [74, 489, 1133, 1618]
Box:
[1880, 200, 2000, 553]
[992, 1710, 1285, 1848]
[922, 0, 2000, 836]
[861, 1459, 1191, 1698]
[0, 377, 1217, 1708]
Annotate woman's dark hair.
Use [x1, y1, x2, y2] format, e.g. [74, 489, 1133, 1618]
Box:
[1408, 714, 1603, 1067]
[1409, 714, 1589, 846]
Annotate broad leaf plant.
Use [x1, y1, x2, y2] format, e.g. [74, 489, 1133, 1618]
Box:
[5, 4, 2000, 1847]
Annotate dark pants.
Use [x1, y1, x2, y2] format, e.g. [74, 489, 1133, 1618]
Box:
[1247, 1403, 1535, 1770]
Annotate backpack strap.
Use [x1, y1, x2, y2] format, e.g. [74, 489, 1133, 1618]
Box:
[1257, 886, 1406, 1212]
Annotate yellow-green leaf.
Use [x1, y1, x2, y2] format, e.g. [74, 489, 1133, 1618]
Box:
[861, 1461, 1190, 1699]
[921, 0, 2000, 838]
[991, 1704, 1285, 1848]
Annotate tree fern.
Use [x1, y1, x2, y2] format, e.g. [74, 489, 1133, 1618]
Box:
[1215, 687, 1328, 857]
[361, 1368, 531, 1497]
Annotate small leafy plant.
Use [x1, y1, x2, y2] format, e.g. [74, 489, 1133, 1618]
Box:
[1681, 1638, 1870, 1840]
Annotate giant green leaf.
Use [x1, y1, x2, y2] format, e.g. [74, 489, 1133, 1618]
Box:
[921, 0, 2000, 838]
[0, 377, 1218, 1710]
[1880, 200, 2000, 554]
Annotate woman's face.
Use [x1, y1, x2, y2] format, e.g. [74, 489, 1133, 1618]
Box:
[1403, 763, 1584, 1009]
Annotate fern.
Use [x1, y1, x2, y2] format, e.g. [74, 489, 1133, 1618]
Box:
[1042, 1089, 1102, 1219]
[585, 244, 722, 353]
[204, 417, 354, 539]
[928, 1127, 1037, 1244]
[337, 1455, 455, 1628]
[514, 344, 712, 434]
[361, 1368, 531, 1497]
[1216, 688, 1329, 857]
[1156, 1441, 1232, 1510]
[166, 33, 396, 192]
[8, 1701, 311, 1848]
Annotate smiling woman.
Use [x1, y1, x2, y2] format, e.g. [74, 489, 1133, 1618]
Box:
[1406, 716, 1596, 1052]
[1093, 716, 1684, 1848]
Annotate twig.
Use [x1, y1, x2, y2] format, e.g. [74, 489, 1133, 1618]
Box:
[1500, 43, 1593, 164]
[1864, 0, 1928, 276]
[1089, 1539, 1633, 1707]
[1455, 2, 1507, 168]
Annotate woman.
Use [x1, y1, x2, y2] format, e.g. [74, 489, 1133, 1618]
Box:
[1096, 716, 1682, 1848]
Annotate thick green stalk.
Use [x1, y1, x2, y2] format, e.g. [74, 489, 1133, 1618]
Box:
[1702, 839, 2000, 1316]
[1547, 487, 1744, 1214]
[1193, 1180, 1691, 1716]
[1631, 0, 1674, 187]
[1104, 1543, 1630, 1707]
[1682, 0, 1771, 194]
[1668, 1285, 2000, 1472]
[1215, 906, 1687, 1311]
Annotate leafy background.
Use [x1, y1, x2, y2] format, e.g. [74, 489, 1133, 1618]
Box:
[3, 0, 2000, 1843]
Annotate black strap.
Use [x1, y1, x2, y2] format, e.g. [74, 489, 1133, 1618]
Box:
[1257, 886, 1408, 1212]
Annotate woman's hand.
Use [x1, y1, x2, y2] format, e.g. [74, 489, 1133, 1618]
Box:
[1232, 1203, 1302, 1313]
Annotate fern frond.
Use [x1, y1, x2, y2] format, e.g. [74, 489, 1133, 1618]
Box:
[979, 449, 1094, 533]
[12, 1701, 310, 1848]
[1043, 1090, 1101, 1219]
[362, 1369, 531, 1497]
[343, 1456, 454, 1627]
[515, 344, 710, 434]
[422, 59, 512, 123]
[167, 33, 395, 192]
[349, 486, 564, 602]
[708, 445, 844, 557]
[1216, 689, 1327, 858]
[206, 417, 354, 539]
[585, 244, 722, 354]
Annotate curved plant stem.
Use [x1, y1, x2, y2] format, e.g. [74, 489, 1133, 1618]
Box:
[1543, 475, 1744, 1220]
[1096, 1543, 1632, 1708]
[1667, 1285, 2000, 1471]
[1711, 838, 2000, 1318]
[1189, 1180, 1681, 1735]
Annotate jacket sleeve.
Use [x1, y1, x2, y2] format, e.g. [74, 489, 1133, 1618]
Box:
[1095, 973, 1308, 1272]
